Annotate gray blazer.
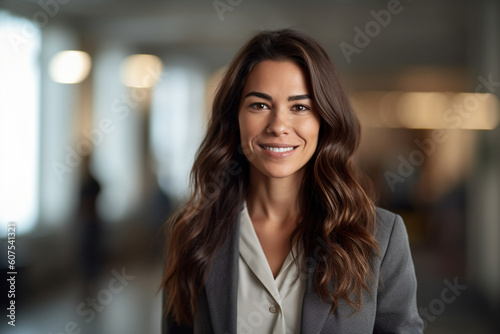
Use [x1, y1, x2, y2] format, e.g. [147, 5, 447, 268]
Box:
[163, 207, 424, 333]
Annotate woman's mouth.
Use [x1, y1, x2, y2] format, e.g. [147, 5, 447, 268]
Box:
[260, 145, 297, 152]
[257, 144, 299, 158]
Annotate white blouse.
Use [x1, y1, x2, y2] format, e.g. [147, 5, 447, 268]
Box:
[237, 201, 306, 334]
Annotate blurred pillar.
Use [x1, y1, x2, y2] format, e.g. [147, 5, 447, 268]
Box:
[466, 0, 500, 309]
[149, 58, 207, 201]
[38, 24, 80, 228]
[92, 42, 144, 223]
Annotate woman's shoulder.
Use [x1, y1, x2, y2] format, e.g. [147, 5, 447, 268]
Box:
[373, 207, 411, 261]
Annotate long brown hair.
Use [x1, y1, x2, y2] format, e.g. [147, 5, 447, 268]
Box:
[161, 28, 379, 326]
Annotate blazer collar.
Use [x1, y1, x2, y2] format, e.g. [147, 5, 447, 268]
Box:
[204, 208, 333, 334]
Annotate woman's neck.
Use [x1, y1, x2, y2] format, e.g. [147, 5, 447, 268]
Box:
[246, 165, 304, 228]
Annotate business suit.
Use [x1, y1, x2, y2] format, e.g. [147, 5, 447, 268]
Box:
[163, 206, 424, 333]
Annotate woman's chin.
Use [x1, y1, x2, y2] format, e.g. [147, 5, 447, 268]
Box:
[253, 166, 302, 180]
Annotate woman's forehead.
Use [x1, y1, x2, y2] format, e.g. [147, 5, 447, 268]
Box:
[241, 60, 310, 97]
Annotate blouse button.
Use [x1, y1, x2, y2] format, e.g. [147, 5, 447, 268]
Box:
[269, 305, 278, 313]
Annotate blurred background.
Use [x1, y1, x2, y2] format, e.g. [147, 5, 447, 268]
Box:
[0, 0, 499, 333]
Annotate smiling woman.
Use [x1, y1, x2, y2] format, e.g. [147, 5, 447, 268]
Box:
[161, 29, 424, 334]
[238, 60, 320, 181]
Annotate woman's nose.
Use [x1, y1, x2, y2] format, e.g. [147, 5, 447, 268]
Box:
[265, 108, 289, 136]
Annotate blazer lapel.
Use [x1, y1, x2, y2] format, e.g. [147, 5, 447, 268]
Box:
[204, 212, 241, 334]
[300, 263, 335, 334]
[204, 209, 335, 334]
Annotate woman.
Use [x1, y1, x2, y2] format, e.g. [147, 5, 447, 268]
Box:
[161, 29, 423, 333]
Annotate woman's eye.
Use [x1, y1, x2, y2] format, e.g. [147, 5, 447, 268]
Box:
[292, 104, 309, 112]
[250, 103, 269, 110]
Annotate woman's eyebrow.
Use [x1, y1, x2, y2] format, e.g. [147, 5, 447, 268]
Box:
[244, 91, 272, 101]
[243, 91, 311, 102]
[288, 94, 311, 101]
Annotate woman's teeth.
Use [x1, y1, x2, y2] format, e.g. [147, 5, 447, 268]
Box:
[262, 146, 295, 152]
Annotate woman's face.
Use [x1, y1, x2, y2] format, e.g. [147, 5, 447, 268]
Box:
[238, 60, 321, 179]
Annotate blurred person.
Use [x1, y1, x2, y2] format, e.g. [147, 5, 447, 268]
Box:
[77, 154, 103, 296]
[161, 29, 423, 333]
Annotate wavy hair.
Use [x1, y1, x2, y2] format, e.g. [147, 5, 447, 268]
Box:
[161, 28, 379, 326]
